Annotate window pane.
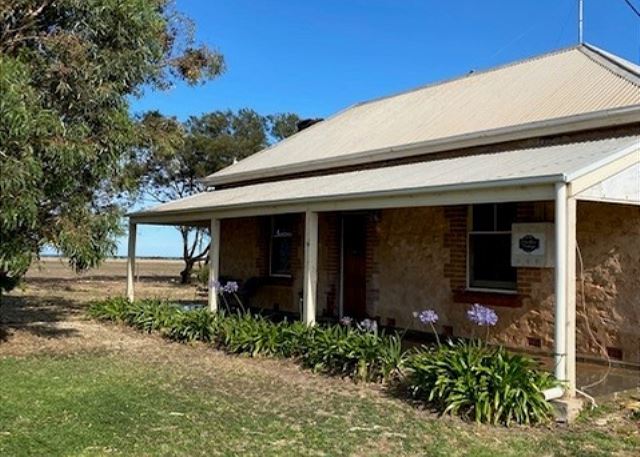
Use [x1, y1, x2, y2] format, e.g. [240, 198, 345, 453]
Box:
[496, 203, 517, 231]
[469, 233, 516, 289]
[472, 204, 495, 231]
[270, 236, 291, 276]
[272, 215, 293, 237]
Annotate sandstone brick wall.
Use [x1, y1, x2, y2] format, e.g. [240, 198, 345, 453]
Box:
[218, 201, 639, 365]
[219, 213, 339, 315]
[575, 201, 640, 363]
[370, 201, 639, 365]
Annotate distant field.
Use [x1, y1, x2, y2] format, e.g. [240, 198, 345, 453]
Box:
[27, 257, 185, 280]
[17, 257, 201, 305]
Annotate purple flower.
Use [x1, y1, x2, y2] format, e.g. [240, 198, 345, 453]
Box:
[358, 318, 378, 333]
[417, 309, 439, 325]
[210, 279, 222, 291]
[467, 303, 498, 327]
[222, 281, 239, 294]
[339, 316, 353, 326]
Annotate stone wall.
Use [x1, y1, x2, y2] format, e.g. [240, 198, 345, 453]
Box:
[575, 201, 640, 363]
[218, 201, 640, 365]
[219, 213, 339, 315]
[370, 201, 639, 365]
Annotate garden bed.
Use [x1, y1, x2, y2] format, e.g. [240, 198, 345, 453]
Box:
[89, 291, 558, 426]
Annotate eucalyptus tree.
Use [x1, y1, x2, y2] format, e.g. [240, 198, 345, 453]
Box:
[136, 109, 300, 283]
[0, 0, 225, 293]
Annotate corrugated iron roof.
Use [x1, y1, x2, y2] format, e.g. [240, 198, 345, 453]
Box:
[132, 136, 639, 218]
[205, 45, 640, 186]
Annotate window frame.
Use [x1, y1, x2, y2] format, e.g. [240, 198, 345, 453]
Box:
[269, 215, 293, 278]
[466, 204, 518, 294]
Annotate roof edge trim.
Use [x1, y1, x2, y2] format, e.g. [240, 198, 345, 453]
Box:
[130, 174, 564, 220]
[203, 105, 640, 186]
[580, 44, 640, 86]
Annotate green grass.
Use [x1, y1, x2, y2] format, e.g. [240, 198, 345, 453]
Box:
[1, 352, 638, 457]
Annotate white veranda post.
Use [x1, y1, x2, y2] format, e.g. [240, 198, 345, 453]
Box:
[303, 211, 319, 325]
[565, 196, 577, 397]
[209, 217, 221, 312]
[126, 221, 137, 302]
[554, 183, 577, 396]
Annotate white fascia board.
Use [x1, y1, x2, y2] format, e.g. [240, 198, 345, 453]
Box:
[130, 175, 560, 224]
[203, 105, 640, 187]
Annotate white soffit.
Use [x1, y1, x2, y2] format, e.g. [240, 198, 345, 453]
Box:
[577, 163, 640, 205]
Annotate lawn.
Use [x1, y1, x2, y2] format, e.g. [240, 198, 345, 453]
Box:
[1, 259, 638, 456]
[2, 346, 638, 457]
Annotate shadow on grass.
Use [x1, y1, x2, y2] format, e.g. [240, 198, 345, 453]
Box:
[0, 294, 81, 340]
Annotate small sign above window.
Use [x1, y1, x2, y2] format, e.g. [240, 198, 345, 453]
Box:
[511, 223, 555, 268]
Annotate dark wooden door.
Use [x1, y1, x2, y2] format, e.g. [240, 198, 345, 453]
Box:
[342, 214, 367, 319]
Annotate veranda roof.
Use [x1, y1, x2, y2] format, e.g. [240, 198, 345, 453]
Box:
[204, 44, 640, 186]
[130, 135, 639, 223]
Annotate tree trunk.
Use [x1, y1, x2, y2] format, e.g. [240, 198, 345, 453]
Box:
[177, 226, 210, 284]
[179, 260, 195, 284]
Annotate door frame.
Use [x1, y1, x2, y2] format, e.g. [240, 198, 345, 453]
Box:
[338, 212, 368, 318]
[339, 215, 345, 317]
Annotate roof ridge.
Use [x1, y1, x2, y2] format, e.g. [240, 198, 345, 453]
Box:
[578, 43, 640, 86]
[352, 45, 582, 109]
[205, 46, 584, 182]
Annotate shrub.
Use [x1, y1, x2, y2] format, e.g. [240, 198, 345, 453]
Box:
[88, 297, 130, 321]
[165, 307, 219, 343]
[218, 312, 282, 357]
[301, 324, 405, 382]
[124, 300, 178, 333]
[406, 340, 556, 425]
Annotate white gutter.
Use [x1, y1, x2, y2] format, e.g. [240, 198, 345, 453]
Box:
[204, 105, 640, 186]
[129, 173, 564, 220]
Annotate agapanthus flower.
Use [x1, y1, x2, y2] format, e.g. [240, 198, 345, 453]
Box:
[222, 281, 239, 294]
[339, 316, 353, 326]
[417, 309, 439, 325]
[210, 279, 222, 291]
[467, 303, 498, 327]
[359, 318, 378, 332]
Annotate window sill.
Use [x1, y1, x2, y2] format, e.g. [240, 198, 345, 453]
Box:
[453, 289, 523, 308]
[266, 275, 294, 287]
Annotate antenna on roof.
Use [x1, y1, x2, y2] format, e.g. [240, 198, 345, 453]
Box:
[578, 0, 584, 44]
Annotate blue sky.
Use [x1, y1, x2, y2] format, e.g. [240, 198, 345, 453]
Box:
[123, 0, 640, 257]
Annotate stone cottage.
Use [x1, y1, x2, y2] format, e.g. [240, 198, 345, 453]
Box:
[129, 44, 640, 398]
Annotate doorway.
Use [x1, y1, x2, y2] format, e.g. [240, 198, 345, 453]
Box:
[340, 214, 367, 319]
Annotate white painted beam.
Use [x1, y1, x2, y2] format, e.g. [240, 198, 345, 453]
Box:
[209, 217, 221, 313]
[565, 197, 577, 397]
[126, 221, 137, 302]
[554, 183, 568, 387]
[303, 211, 319, 325]
[130, 183, 555, 224]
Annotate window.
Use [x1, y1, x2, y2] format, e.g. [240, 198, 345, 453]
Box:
[270, 215, 293, 277]
[468, 203, 517, 291]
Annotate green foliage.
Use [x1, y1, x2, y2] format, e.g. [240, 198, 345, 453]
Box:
[134, 108, 300, 283]
[301, 325, 405, 382]
[89, 298, 403, 382]
[406, 340, 556, 425]
[88, 296, 131, 321]
[0, 0, 224, 292]
[165, 307, 219, 342]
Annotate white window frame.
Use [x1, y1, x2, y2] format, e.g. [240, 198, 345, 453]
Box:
[466, 204, 518, 294]
[269, 215, 293, 278]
